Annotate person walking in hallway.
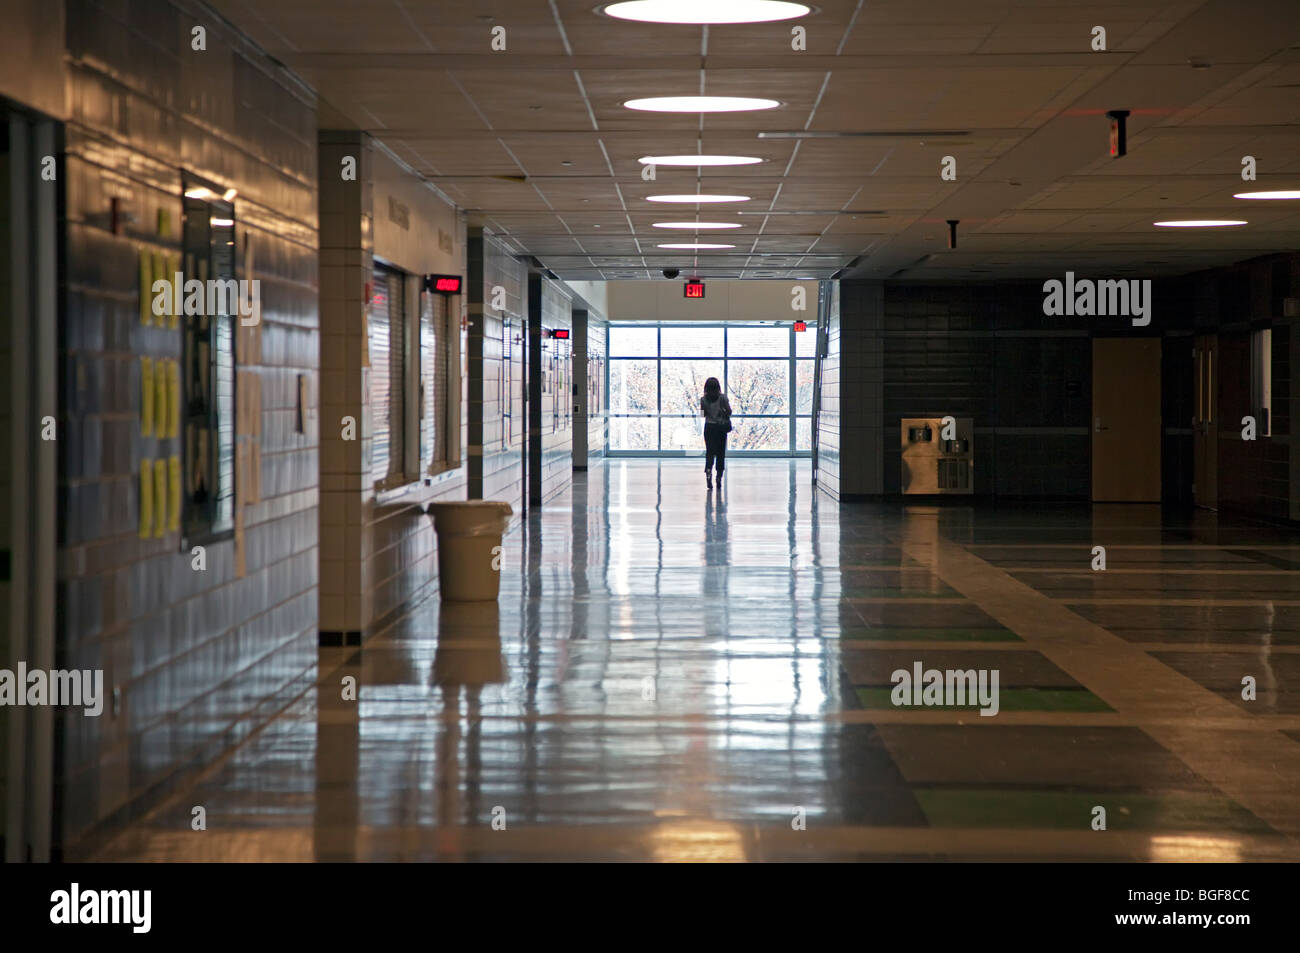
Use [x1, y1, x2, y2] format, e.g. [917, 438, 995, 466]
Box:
[701, 376, 732, 489]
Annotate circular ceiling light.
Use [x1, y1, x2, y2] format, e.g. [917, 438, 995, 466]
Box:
[647, 194, 751, 203]
[1233, 190, 1300, 200]
[1153, 219, 1248, 227]
[603, 1, 811, 24]
[639, 155, 762, 166]
[658, 243, 736, 249]
[653, 221, 743, 229]
[625, 96, 780, 113]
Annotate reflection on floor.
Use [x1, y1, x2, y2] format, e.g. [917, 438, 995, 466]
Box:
[90, 460, 1300, 861]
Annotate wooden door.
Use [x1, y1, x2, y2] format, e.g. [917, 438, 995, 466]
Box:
[1092, 337, 1162, 502]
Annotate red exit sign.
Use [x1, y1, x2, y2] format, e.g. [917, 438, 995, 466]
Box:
[549, 328, 570, 339]
[793, 321, 807, 332]
[684, 280, 705, 299]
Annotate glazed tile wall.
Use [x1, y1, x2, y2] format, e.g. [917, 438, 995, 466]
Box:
[58, 0, 319, 850]
[578, 311, 608, 466]
[467, 230, 527, 514]
[840, 281, 884, 498]
[830, 257, 1299, 512]
[317, 130, 369, 634]
[0, 0, 66, 119]
[318, 135, 470, 636]
[0, 143, 10, 831]
[529, 275, 574, 506]
[872, 282, 1093, 497]
[814, 281, 842, 499]
[365, 144, 468, 629]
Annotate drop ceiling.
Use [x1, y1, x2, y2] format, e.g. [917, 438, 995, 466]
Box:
[211, 0, 1300, 280]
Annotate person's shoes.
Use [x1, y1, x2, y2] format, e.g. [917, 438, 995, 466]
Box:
[706, 470, 713, 489]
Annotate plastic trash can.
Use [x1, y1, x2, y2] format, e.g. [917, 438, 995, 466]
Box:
[427, 500, 513, 601]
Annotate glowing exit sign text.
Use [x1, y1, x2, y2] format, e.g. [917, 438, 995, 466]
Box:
[683, 280, 705, 299]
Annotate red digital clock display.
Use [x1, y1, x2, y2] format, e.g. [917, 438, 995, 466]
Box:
[427, 274, 462, 294]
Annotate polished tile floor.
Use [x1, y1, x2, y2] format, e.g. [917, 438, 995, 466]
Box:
[91, 460, 1300, 861]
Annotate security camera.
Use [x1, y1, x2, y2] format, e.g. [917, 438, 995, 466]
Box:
[663, 268, 680, 279]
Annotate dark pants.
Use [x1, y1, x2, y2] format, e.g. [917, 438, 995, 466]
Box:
[704, 422, 728, 474]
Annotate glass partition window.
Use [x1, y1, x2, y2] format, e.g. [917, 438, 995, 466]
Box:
[607, 323, 815, 455]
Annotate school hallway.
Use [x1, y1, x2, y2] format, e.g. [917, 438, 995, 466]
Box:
[83, 459, 1300, 862]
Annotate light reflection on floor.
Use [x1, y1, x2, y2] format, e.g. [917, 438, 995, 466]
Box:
[88, 460, 1300, 861]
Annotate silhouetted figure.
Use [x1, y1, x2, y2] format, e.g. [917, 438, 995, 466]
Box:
[700, 376, 732, 489]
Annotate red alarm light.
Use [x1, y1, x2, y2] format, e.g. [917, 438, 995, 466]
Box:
[684, 280, 705, 299]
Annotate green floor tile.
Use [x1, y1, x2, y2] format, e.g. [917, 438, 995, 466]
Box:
[846, 627, 1021, 642]
[913, 789, 1272, 833]
[854, 686, 1113, 712]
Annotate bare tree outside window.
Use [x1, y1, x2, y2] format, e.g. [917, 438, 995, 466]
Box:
[607, 323, 814, 454]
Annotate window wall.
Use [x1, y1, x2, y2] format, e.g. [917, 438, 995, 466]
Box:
[608, 322, 816, 454]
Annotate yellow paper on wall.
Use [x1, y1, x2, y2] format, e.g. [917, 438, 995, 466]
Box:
[166, 359, 180, 438]
[140, 356, 154, 437]
[168, 455, 181, 532]
[166, 254, 181, 328]
[153, 458, 167, 538]
[139, 460, 154, 539]
[154, 359, 169, 440]
[139, 248, 153, 326]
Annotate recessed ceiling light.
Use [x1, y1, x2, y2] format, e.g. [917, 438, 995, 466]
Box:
[603, 1, 810, 24]
[639, 155, 762, 166]
[1153, 219, 1247, 227]
[658, 243, 736, 249]
[647, 194, 751, 203]
[653, 221, 742, 229]
[1234, 190, 1300, 200]
[625, 96, 780, 113]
